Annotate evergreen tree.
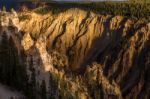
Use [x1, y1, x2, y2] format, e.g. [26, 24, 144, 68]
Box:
[7, 36, 27, 90]
[0, 32, 28, 92]
[25, 54, 37, 99]
[2, 6, 6, 11]
[49, 72, 59, 99]
[41, 80, 47, 99]
[0, 32, 9, 83]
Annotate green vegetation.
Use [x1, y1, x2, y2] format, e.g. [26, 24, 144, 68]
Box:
[34, 6, 50, 14]
[0, 32, 28, 91]
[32, 1, 150, 21]
[129, 0, 150, 3]
[18, 14, 31, 21]
[2, 6, 6, 11]
[49, 72, 59, 99]
[40, 80, 47, 99]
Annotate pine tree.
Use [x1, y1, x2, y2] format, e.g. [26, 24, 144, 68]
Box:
[2, 6, 6, 11]
[0, 32, 9, 83]
[41, 80, 47, 99]
[0, 32, 28, 95]
[49, 72, 59, 99]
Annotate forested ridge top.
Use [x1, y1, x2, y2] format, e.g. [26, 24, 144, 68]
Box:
[29, 1, 150, 22]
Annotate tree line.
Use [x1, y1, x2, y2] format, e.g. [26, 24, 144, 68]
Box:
[32, 1, 150, 22]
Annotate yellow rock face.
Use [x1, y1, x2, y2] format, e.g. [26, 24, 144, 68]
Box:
[21, 33, 34, 51]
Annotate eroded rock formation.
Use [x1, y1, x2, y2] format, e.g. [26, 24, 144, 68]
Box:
[0, 9, 150, 99]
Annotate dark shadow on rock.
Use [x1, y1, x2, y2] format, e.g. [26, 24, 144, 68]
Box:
[78, 16, 129, 74]
[121, 38, 150, 98]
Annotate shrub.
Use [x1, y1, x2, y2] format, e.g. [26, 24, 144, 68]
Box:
[34, 7, 50, 15]
[18, 15, 31, 21]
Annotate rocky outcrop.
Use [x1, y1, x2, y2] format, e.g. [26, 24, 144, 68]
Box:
[0, 9, 150, 99]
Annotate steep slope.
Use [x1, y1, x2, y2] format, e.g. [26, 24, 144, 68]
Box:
[0, 83, 24, 99]
[0, 9, 150, 99]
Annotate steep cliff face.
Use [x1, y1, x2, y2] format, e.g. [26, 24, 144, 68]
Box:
[0, 9, 150, 99]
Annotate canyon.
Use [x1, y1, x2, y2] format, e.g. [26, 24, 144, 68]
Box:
[0, 8, 150, 99]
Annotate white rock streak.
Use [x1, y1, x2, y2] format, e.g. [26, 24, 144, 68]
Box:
[36, 37, 54, 72]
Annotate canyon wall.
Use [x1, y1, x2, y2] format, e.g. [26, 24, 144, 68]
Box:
[0, 9, 150, 99]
